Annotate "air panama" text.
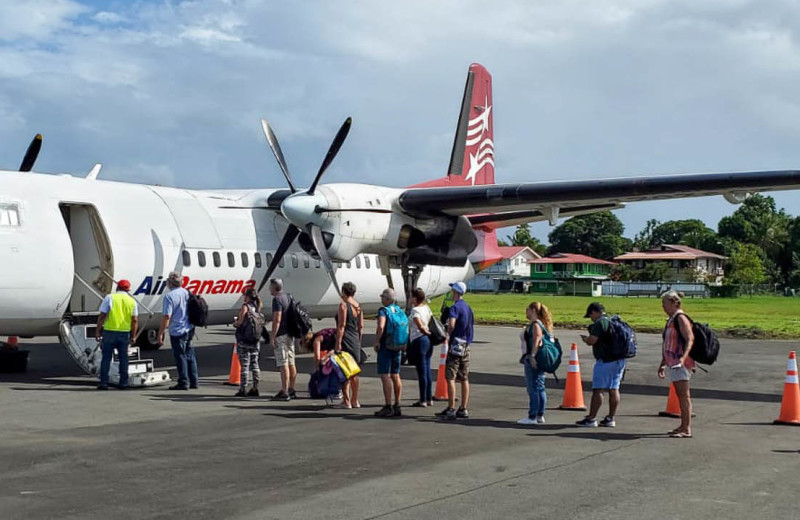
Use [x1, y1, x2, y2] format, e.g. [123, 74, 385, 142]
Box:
[134, 276, 256, 296]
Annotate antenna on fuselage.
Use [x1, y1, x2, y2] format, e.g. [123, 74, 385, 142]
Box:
[86, 164, 102, 180]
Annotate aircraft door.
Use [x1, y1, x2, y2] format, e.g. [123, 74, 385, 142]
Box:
[59, 204, 114, 312]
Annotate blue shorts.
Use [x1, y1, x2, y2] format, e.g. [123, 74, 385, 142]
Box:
[592, 359, 626, 390]
[377, 348, 402, 375]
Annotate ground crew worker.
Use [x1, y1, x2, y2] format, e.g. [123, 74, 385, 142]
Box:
[95, 279, 138, 390]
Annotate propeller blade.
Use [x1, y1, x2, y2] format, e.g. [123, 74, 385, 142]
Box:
[309, 224, 341, 296]
[261, 119, 297, 193]
[307, 117, 351, 195]
[19, 134, 42, 172]
[257, 224, 301, 292]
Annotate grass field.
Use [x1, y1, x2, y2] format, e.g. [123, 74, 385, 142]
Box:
[430, 294, 800, 339]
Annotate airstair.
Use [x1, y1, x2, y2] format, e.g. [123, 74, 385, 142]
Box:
[59, 312, 171, 387]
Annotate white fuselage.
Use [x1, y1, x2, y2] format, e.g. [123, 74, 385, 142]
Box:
[0, 170, 471, 337]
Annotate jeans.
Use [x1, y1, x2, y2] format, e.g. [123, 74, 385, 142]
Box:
[170, 329, 198, 388]
[100, 330, 130, 387]
[524, 361, 546, 419]
[413, 336, 433, 403]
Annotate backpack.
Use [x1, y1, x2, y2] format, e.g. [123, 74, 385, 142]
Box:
[533, 323, 563, 376]
[682, 314, 720, 365]
[605, 315, 637, 361]
[285, 295, 312, 339]
[428, 315, 447, 346]
[187, 293, 208, 327]
[236, 304, 265, 345]
[383, 304, 409, 351]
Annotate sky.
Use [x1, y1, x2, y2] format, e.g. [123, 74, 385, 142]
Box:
[2, 0, 800, 244]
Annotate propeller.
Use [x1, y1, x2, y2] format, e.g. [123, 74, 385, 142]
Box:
[19, 134, 42, 172]
[255, 118, 353, 296]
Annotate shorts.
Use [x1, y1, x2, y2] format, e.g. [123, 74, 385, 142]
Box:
[592, 359, 626, 390]
[377, 348, 402, 374]
[274, 335, 296, 367]
[668, 365, 693, 382]
[445, 349, 470, 382]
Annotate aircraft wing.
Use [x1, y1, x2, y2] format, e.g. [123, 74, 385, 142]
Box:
[398, 170, 800, 220]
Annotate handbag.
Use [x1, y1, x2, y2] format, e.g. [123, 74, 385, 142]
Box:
[428, 315, 446, 345]
[333, 351, 362, 379]
[449, 337, 468, 357]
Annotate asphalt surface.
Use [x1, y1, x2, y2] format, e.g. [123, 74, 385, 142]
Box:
[1, 320, 798, 520]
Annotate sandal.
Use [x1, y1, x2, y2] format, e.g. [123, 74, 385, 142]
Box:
[352, 402, 361, 408]
[411, 401, 428, 408]
[669, 431, 693, 438]
[332, 403, 352, 409]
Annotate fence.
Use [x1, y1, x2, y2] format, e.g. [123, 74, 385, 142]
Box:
[601, 281, 709, 298]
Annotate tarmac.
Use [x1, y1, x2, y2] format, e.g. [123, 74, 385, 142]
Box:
[1, 320, 798, 520]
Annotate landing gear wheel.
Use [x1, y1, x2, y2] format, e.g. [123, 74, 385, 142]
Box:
[136, 329, 161, 351]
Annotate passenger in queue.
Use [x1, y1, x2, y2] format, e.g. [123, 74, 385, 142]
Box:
[95, 279, 138, 390]
[157, 272, 199, 390]
[269, 278, 297, 401]
[659, 290, 695, 438]
[517, 301, 552, 425]
[334, 281, 363, 409]
[408, 288, 433, 408]
[232, 288, 263, 397]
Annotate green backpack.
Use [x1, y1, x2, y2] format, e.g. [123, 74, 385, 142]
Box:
[533, 322, 563, 377]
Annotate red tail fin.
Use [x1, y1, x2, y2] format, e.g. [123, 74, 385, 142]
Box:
[411, 63, 500, 272]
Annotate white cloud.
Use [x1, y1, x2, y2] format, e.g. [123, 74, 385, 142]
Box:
[0, 0, 86, 41]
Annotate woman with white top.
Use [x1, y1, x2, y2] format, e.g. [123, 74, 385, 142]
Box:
[408, 288, 433, 407]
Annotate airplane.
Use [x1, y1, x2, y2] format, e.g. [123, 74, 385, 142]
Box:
[2, 62, 800, 366]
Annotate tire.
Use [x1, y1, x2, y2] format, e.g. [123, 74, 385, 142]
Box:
[136, 329, 161, 351]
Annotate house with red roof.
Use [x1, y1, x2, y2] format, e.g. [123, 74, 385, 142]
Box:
[528, 253, 616, 296]
[467, 246, 541, 292]
[614, 244, 726, 283]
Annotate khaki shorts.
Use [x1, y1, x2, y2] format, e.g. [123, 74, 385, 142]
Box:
[274, 335, 296, 367]
[668, 365, 692, 382]
[445, 349, 470, 382]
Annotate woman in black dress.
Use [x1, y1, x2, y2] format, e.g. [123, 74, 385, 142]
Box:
[335, 281, 363, 408]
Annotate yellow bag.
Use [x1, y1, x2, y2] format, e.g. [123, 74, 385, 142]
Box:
[333, 351, 361, 379]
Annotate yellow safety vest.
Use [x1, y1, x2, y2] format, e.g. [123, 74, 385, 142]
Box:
[104, 292, 136, 332]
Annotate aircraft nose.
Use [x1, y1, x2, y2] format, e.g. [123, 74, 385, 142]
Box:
[280, 192, 326, 229]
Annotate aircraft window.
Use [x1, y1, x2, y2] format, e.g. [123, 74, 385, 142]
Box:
[213, 252, 221, 268]
[266, 253, 274, 267]
[335, 261, 342, 268]
[376, 257, 381, 268]
[241, 252, 249, 268]
[198, 251, 207, 267]
[0, 203, 20, 227]
[303, 254, 310, 268]
[182, 250, 191, 267]
[346, 261, 352, 269]
[365, 256, 371, 269]
[355, 256, 361, 269]
[314, 258, 321, 268]
[291, 253, 298, 268]
[279, 255, 284, 268]
[227, 252, 235, 268]
[254, 252, 262, 268]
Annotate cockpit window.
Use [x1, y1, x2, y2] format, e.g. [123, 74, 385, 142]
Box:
[0, 203, 20, 227]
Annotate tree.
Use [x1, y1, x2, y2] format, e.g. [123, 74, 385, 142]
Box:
[633, 219, 660, 250]
[497, 238, 509, 247]
[506, 224, 547, 255]
[640, 261, 671, 282]
[650, 219, 716, 249]
[726, 243, 766, 285]
[547, 211, 627, 260]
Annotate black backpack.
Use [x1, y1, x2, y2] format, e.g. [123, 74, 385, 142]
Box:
[286, 295, 312, 339]
[683, 314, 720, 365]
[236, 305, 265, 345]
[605, 315, 637, 361]
[187, 293, 208, 327]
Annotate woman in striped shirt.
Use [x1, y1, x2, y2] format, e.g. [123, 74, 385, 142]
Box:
[658, 290, 695, 438]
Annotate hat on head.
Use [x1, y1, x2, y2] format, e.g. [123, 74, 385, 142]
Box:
[117, 279, 131, 291]
[449, 281, 467, 295]
[584, 302, 604, 318]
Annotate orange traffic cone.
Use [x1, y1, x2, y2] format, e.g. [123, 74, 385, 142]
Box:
[658, 383, 682, 418]
[559, 343, 586, 410]
[433, 342, 449, 401]
[774, 351, 800, 426]
[224, 343, 241, 386]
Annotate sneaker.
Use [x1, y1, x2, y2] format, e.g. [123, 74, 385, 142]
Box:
[443, 408, 457, 420]
[599, 416, 616, 428]
[234, 388, 247, 397]
[435, 407, 455, 417]
[96, 385, 108, 391]
[456, 408, 469, 419]
[536, 415, 546, 424]
[576, 416, 598, 428]
[288, 388, 297, 399]
[272, 391, 291, 401]
[517, 417, 538, 425]
[169, 384, 189, 391]
[392, 404, 402, 417]
[374, 405, 394, 417]
[247, 388, 260, 397]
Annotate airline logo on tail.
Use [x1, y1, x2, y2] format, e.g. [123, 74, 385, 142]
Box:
[464, 97, 494, 186]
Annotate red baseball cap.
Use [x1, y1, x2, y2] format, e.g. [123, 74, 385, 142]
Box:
[118, 279, 131, 291]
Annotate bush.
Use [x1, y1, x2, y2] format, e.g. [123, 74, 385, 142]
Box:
[710, 285, 740, 298]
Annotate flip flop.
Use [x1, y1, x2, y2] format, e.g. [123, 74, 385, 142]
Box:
[332, 403, 352, 409]
[667, 428, 682, 435]
[669, 431, 692, 438]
